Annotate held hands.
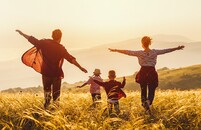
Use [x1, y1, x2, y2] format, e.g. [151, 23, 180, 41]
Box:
[177, 45, 185, 50]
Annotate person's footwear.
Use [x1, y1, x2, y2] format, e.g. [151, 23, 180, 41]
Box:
[110, 113, 118, 118]
[44, 92, 51, 109]
[44, 102, 50, 109]
[143, 101, 150, 111]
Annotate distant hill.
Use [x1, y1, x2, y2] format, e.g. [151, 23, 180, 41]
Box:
[0, 34, 201, 90]
[1, 64, 201, 93]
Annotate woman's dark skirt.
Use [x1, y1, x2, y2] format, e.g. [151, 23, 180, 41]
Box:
[135, 66, 158, 87]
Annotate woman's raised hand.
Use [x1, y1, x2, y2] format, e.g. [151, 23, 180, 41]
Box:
[108, 48, 116, 52]
[177, 45, 185, 50]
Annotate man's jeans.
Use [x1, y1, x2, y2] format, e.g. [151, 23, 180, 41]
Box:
[42, 75, 61, 108]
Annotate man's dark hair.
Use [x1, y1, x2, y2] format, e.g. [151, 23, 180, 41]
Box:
[52, 29, 62, 41]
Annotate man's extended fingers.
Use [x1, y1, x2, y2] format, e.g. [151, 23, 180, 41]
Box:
[82, 68, 88, 73]
[16, 30, 22, 35]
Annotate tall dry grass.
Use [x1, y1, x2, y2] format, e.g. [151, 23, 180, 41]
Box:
[0, 89, 200, 130]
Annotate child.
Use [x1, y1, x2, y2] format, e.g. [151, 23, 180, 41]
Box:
[109, 36, 184, 112]
[77, 69, 103, 107]
[92, 70, 126, 116]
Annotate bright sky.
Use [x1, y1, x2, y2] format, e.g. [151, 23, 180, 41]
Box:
[0, 0, 201, 60]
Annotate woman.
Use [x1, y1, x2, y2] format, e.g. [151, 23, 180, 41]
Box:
[109, 36, 184, 111]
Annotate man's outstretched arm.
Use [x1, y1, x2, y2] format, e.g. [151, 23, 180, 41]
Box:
[16, 30, 30, 40]
[64, 50, 88, 73]
[16, 30, 40, 47]
[71, 59, 88, 73]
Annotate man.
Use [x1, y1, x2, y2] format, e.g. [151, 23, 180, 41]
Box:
[16, 29, 88, 108]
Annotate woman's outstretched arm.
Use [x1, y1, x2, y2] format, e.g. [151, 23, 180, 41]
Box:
[108, 48, 140, 56]
[156, 45, 185, 55]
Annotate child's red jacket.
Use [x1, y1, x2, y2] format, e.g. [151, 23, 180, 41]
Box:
[93, 79, 126, 100]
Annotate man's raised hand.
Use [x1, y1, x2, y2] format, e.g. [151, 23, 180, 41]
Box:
[15, 30, 30, 40]
[16, 30, 23, 35]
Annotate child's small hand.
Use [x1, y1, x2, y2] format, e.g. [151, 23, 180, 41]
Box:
[123, 76, 126, 80]
[77, 86, 81, 88]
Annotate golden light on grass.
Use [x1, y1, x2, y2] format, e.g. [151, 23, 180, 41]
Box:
[0, 89, 201, 129]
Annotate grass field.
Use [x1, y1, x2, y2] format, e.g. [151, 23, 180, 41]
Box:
[0, 89, 201, 130]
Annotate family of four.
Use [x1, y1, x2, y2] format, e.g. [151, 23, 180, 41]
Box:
[16, 29, 184, 115]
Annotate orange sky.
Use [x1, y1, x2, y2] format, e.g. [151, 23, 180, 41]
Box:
[0, 0, 201, 60]
[0, 0, 201, 89]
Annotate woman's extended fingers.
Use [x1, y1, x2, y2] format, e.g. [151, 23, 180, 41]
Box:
[178, 45, 185, 50]
[108, 48, 116, 52]
[16, 29, 20, 32]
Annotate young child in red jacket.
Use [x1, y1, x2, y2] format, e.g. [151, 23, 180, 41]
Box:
[92, 70, 126, 116]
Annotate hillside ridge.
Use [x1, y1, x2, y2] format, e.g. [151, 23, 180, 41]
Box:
[1, 64, 201, 93]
